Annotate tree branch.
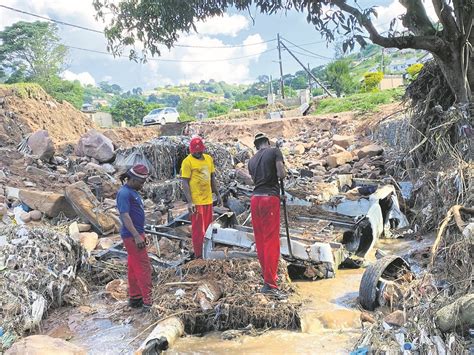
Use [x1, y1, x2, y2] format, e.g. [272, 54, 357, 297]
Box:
[431, 0, 459, 38]
[330, 0, 447, 54]
[400, 0, 437, 36]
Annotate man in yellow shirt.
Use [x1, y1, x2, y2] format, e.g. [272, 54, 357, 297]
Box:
[181, 136, 222, 258]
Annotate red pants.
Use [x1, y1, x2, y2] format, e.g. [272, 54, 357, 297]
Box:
[251, 195, 281, 288]
[191, 204, 213, 258]
[123, 236, 153, 305]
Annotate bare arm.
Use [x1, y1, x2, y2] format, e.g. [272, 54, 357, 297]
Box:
[181, 177, 195, 213]
[121, 212, 145, 249]
[211, 173, 222, 205]
[276, 160, 286, 180]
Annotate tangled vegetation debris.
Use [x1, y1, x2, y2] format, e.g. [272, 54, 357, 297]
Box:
[355, 206, 473, 353]
[151, 259, 300, 334]
[0, 226, 82, 351]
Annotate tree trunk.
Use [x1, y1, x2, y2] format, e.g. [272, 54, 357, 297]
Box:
[435, 40, 472, 105]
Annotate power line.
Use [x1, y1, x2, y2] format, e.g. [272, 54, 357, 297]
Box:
[172, 39, 277, 48]
[0, 4, 103, 34]
[0, 4, 276, 49]
[280, 36, 333, 60]
[289, 49, 332, 61]
[66, 44, 277, 62]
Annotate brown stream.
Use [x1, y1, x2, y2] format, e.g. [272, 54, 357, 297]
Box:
[42, 237, 431, 354]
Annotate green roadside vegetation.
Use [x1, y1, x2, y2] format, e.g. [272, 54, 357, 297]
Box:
[313, 88, 404, 114]
[1, 20, 421, 126]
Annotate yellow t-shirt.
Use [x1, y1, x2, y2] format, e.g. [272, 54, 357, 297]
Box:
[181, 154, 215, 205]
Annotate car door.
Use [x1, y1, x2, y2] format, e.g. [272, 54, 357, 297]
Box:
[171, 108, 179, 122]
[164, 108, 174, 123]
[149, 109, 159, 122]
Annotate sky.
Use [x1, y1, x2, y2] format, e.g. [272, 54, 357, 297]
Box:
[0, 0, 437, 90]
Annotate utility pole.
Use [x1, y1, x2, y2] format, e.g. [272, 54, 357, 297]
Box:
[307, 63, 312, 92]
[381, 48, 385, 73]
[269, 75, 273, 96]
[277, 33, 285, 99]
[279, 40, 334, 97]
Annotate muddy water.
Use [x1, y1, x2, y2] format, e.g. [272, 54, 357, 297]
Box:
[170, 268, 364, 355]
[41, 237, 429, 354]
[168, 237, 432, 355]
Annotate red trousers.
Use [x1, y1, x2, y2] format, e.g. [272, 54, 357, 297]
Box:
[251, 195, 281, 289]
[123, 236, 153, 305]
[191, 204, 213, 258]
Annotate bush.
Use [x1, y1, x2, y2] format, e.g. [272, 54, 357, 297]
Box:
[179, 113, 195, 122]
[233, 96, 266, 110]
[360, 71, 384, 93]
[208, 102, 230, 118]
[406, 63, 424, 81]
[32, 76, 84, 109]
[314, 88, 403, 114]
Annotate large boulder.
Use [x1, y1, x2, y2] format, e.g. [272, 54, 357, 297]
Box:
[75, 130, 115, 163]
[332, 134, 354, 149]
[357, 144, 384, 159]
[65, 181, 116, 235]
[235, 168, 254, 186]
[18, 190, 76, 218]
[27, 130, 55, 161]
[326, 151, 353, 168]
[5, 335, 86, 355]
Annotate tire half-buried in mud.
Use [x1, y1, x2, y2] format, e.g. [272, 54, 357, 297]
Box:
[359, 255, 411, 311]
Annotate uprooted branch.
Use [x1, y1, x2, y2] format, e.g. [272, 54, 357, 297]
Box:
[431, 205, 474, 264]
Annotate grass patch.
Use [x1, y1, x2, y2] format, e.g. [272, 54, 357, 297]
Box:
[0, 82, 46, 99]
[314, 88, 404, 114]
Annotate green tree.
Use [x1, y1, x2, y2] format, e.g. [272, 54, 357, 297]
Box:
[84, 84, 107, 104]
[110, 97, 148, 126]
[325, 60, 355, 97]
[178, 95, 206, 118]
[0, 21, 67, 84]
[360, 72, 384, 93]
[94, 0, 473, 105]
[290, 75, 308, 90]
[41, 77, 85, 109]
[99, 81, 123, 95]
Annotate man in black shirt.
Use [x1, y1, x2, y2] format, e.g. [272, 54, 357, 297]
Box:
[248, 132, 286, 297]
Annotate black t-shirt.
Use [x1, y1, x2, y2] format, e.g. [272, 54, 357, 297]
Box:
[248, 147, 284, 196]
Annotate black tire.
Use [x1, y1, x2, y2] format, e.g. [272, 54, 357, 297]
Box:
[359, 255, 410, 311]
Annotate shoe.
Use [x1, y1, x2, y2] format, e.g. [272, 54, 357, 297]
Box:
[260, 284, 287, 300]
[128, 298, 143, 308]
[142, 303, 153, 312]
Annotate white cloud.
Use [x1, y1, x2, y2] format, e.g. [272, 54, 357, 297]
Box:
[61, 70, 96, 86]
[169, 33, 268, 84]
[196, 14, 249, 37]
[0, 1, 268, 87]
[373, 0, 438, 32]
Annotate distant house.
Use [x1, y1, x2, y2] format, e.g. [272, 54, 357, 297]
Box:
[92, 99, 109, 108]
[388, 57, 418, 73]
[81, 105, 114, 128]
[380, 75, 404, 90]
[81, 103, 95, 113]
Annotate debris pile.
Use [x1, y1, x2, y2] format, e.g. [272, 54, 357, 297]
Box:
[151, 259, 300, 334]
[0, 226, 82, 351]
[354, 206, 474, 353]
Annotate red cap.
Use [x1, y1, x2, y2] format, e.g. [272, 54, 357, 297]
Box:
[129, 164, 149, 179]
[189, 136, 205, 153]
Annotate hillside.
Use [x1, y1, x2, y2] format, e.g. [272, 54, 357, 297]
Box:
[0, 83, 96, 146]
[81, 45, 424, 123]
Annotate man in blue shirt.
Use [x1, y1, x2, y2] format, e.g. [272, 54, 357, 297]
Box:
[116, 164, 152, 310]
